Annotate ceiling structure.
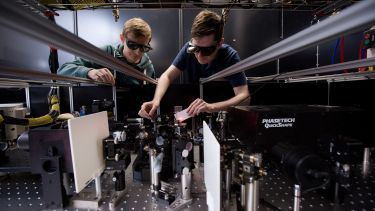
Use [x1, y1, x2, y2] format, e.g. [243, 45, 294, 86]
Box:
[18, 0, 359, 13]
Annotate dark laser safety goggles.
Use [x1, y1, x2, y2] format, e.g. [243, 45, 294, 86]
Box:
[187, 41, 217, 56]
[126, 39, 152, 53]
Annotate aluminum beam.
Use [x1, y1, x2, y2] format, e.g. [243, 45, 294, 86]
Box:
[0, 78, 71, 87]
[249, 57, 375, 82]
[201, 0, 375, 83]
[285, 71, 375, 83]
[0, 1, 157, 85]
[0, 66, 105, 85]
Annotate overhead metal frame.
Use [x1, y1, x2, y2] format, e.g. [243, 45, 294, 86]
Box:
[285, 71, 375, 83]
[0, 78, 70, 88]
[248, 57, 375, 83]
[0, 1, 157, 85]
[201, 0, 375, 84]
[36, 0, 358, 11]
[0, 65, 108, 86]
[17, 0, 59, 16]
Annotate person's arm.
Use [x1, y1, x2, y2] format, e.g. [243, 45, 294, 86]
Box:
[57, 46, 115, 84]
[212, 84, 250, 110]
[187, 84, 250, 116]
[139, 42, 189, 119]
[57, 58, 94, 78]
[187, 45, 250, 116]
[138, 65, 181, 119]
[153, 65, 181, 103]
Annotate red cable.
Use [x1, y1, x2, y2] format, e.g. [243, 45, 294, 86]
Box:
[339, 37, 347, 72]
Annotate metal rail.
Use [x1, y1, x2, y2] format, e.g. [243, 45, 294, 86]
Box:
[0, 78, 71, 88]
[248, 57, 375, 82]
[0, 66, 107, 85]
[285, 71, 375, 83]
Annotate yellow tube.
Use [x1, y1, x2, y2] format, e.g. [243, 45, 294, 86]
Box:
[1, 93, 60, 127]
[28, 115, 54, 127]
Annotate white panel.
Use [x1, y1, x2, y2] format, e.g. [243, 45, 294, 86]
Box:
[203, 121, 221, 211]
[68, 111, 109, 193]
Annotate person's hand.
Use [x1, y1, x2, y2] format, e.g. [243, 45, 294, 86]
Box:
[186, 98, 214, 117]
[87, 68, 115, 85]
[138, 100, 160, 120]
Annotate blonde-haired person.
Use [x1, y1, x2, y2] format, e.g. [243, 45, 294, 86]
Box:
[58, 17, 155, 85]
[139, 10, 249, 119]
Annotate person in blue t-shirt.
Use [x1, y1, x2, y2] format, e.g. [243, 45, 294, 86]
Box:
[138, 10, 250, 119]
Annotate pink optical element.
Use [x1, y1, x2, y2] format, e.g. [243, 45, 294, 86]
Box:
[174, 108, 192, 122]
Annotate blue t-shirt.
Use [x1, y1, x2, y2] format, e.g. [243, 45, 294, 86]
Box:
[172, 42, 246, 87]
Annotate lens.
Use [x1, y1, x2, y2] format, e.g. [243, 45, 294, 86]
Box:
[126, 41, 139, 50]
[199, 46, 216, 56]
[126, 40, 152, 53]
[142, 46, 152, 53]
[187, 46, 198, 54]
[187, 42, 216, 56]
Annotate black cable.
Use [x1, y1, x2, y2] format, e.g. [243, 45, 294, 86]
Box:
[251, 73, 285, 95]
[235, 72, 286, 106]
[260, 198, 283, 211]
[302, 176, 330, 194]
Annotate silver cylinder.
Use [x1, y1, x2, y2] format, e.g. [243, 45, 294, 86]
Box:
[149, 150, 155, 187]
[232, 160, 236, 181]
[62, 172, 71, 195]
[25, 87, 31, 113]
[220, 123, 225, 141]
[112, 85, 117, 121]
[241, 184, 246, 209]
[225, 169, 232, 201]
[154, 172, 160, 189]
[68, 86, 74, 113]
[253, 180, 259, 210]
[246, 177, 255, 211]
[181, 169, 191, 200]
[149, 150, 159, 192]
[293, 184, 301, 211]
[363, 147, 371, 177]
[95, 175, 102, 199]
[253, 153, 262, 167]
